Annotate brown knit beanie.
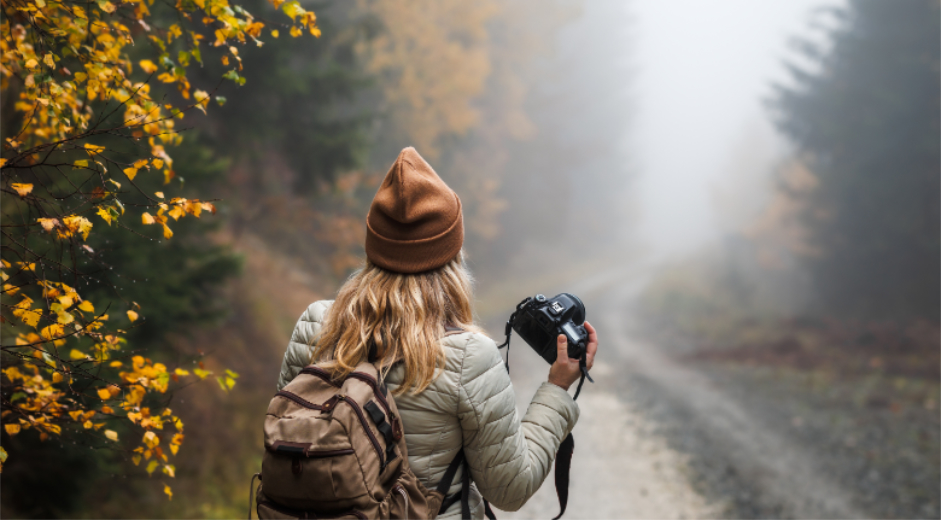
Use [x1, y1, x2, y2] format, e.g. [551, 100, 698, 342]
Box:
[365, 147, 464, 273]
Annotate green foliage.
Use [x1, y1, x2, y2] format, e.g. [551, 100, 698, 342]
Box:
[81, 141, 242, 347]
[197, 1, 373, 196]
[771, 0, 940, 320]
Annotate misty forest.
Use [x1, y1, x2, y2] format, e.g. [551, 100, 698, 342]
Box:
[0, 0, 938, 518]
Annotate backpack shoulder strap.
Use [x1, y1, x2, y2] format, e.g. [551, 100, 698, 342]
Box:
[436, 451, 466, 517]
[437, 451, 498, 520]
[443, 324, 465, 336]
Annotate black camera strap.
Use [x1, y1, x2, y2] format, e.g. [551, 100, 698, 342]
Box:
[572, 353, 594, 400]
[495, 311, 517, 374]
[495, 306, 593, 520]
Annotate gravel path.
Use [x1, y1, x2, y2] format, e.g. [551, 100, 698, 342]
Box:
[497, 359, 720, 519]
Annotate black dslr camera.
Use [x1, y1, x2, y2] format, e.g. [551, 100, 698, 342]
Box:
[513, 293, 589, 363]
[498, 292, 594, 398]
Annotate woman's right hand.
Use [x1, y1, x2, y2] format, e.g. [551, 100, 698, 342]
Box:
[547, 321, 598, 391]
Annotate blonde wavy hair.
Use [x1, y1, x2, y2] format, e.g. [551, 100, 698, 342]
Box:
[312, 253, 482, 395]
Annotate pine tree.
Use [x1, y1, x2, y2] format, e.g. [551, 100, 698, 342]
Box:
[772, 0, 940, 320]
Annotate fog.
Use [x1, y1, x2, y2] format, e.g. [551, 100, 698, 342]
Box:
[632, 0, 840, 257]
[3, 0, 935, 517]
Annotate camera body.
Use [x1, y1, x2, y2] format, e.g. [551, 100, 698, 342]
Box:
[511, 293, 589, 364]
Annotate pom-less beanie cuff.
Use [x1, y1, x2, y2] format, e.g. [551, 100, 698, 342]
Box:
[365, 147, 464, 274]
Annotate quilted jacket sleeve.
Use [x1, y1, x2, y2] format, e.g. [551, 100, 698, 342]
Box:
[456, 332, 580, 512]
[277, 300, 333, 390]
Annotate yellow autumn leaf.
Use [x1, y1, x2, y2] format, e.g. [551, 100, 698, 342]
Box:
[73, 159, 89, 168]
[5, 424, 21, 435]
[21, 309, 40, 328]
[193, 90, 210, 114]
[174, 368, 189, 376]
[155, 191, 164, 199]
[162, 224, 173, 240]
[123, 167, 138, 180]
[70, 349, 86, 360]
[97, 207, 113, 225]
[97, 388, 111, 399]
[152, 158, 164, 169]
[164, 484, 173, 500]
[62, 216, 93, 240]
[139, 60, 158, 74]
[25, 58, 38, 69]
[52, 372, 63, 383]
[78, 300, 94, 312]
[39, 323, 63, 340]
[141, 212, 155, 225]
[11, 183, 33, 197]
[105, 429, 118, 441]
[127, 310, 139, 322]
[42, 53, 55, 68]
[290, 26, 302, 38]
[83, 420, 93, 429]
[56, 309, 74, 325]
[37, 218, 58, 232]
[282, 0, 302, 19]
[271, 29, 279, 38]
[109, 361, 122, 367]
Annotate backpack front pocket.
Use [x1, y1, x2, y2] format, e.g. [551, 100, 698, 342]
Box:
[261, 444, 368, 511]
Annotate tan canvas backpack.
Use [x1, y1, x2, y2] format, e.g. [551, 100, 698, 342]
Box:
[250, 358, 473, 520]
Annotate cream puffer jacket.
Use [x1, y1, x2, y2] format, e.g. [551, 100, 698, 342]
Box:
[277, 300, 580, 519]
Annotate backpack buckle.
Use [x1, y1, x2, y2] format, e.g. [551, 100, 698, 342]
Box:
[321, 394, 340, 414]
[390, 413, 403, 441]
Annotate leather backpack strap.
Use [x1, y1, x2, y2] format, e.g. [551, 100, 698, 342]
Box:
[484, 500, 497, 520]
[443, 324, 465, 336]
[438, 450, 499, 520]
[460, 458, 471, 520]
[437, 450, 466, 514]
[247, 472, 261, 520]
